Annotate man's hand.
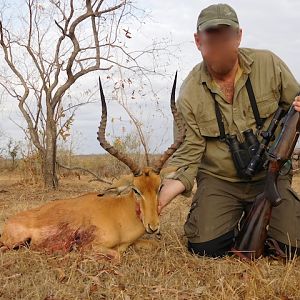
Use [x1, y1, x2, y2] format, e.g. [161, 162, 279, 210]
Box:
[293, 95, 300, 112]
[157, 179, 185, 214]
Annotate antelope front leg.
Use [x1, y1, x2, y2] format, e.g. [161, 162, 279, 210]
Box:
[132, 239, 160, 251]
[91, 244, 121, 261]
[115, 242, 132, 253]
[0, 240, 9, 252]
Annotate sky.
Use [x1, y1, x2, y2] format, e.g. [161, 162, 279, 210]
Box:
[1, 0, 300, 154]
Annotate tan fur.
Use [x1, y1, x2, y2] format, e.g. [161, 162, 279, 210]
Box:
[0, 166, 179, 258]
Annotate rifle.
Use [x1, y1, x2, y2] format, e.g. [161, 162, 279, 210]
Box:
[231, 103, 300, 260]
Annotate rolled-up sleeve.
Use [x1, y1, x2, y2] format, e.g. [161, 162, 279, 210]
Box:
[273, 53, 300, 109]
[168, 93, 206, 197]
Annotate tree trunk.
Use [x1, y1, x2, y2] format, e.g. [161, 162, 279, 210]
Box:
[42, 119, 58, 189]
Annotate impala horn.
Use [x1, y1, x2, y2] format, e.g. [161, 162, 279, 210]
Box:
[97, 77, 141, 176]
[153, 72, 186, 173]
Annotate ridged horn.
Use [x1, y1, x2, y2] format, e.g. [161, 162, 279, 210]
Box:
[97, 77, 141, 176]
[153, 72, 186, 173]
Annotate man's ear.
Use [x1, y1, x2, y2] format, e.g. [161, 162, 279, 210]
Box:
[236, 28, 242, 47]
[194, 32, 202, 50]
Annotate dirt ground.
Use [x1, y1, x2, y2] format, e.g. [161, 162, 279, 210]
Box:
[0, 173, 300, 300]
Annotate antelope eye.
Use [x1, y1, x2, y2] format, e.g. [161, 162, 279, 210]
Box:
[158, 184, 164, 193]
[132, 187, 142, 196]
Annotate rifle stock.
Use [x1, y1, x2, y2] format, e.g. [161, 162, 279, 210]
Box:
[232, 104, 300, 259]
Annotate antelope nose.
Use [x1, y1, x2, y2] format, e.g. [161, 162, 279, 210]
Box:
[147, 224, 159, 234]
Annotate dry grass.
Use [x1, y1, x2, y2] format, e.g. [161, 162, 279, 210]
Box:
[0, 173, 300, 300]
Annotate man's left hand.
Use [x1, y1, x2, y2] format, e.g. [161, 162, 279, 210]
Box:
[293, 96, 300, 112]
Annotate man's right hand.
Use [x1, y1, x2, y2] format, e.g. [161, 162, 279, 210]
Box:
[157, 179, 185, 214]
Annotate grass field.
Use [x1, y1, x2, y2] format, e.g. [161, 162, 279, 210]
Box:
[0, 171, 300, 300]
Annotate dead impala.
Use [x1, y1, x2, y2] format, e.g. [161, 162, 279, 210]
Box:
[0, 74, 186, 259]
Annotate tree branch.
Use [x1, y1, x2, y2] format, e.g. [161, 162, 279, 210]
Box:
[0, 20, 44, 155]
[56, 161, 112, 185]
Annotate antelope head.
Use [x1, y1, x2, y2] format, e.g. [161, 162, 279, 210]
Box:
[97, 73, 186, 234]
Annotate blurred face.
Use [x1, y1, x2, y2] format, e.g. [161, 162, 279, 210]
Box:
[194, 25, 242, 77]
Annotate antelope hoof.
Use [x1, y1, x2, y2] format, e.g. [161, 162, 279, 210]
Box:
[0, 245, 9, 252]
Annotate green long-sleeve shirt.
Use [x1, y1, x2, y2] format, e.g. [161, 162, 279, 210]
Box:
[169, 48, 300, 196]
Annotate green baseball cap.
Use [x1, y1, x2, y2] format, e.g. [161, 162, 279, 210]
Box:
[197, 3, 239, 32]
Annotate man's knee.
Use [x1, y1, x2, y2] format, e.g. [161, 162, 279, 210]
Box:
[187, 230, 235, 258]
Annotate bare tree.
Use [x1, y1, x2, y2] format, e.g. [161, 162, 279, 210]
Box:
[7, 138, 20, 169]
[0, 0, 163, 188]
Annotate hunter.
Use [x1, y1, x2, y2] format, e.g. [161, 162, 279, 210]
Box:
[158, 3, 300, 257]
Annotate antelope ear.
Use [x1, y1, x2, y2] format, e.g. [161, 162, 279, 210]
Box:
[98, 174, 133, 196]
[160, 166, 188, 180]
[113, 174, 134, 188]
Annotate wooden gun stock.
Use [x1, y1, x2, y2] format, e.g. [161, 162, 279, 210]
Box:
[232, 104, 300, 259]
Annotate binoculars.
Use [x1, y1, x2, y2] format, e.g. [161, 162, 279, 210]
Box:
[226, 129, 260, 179]
[226, 107, 285, 179]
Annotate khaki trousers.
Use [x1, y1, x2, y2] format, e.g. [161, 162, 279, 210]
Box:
[184, 172, 300, 248]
